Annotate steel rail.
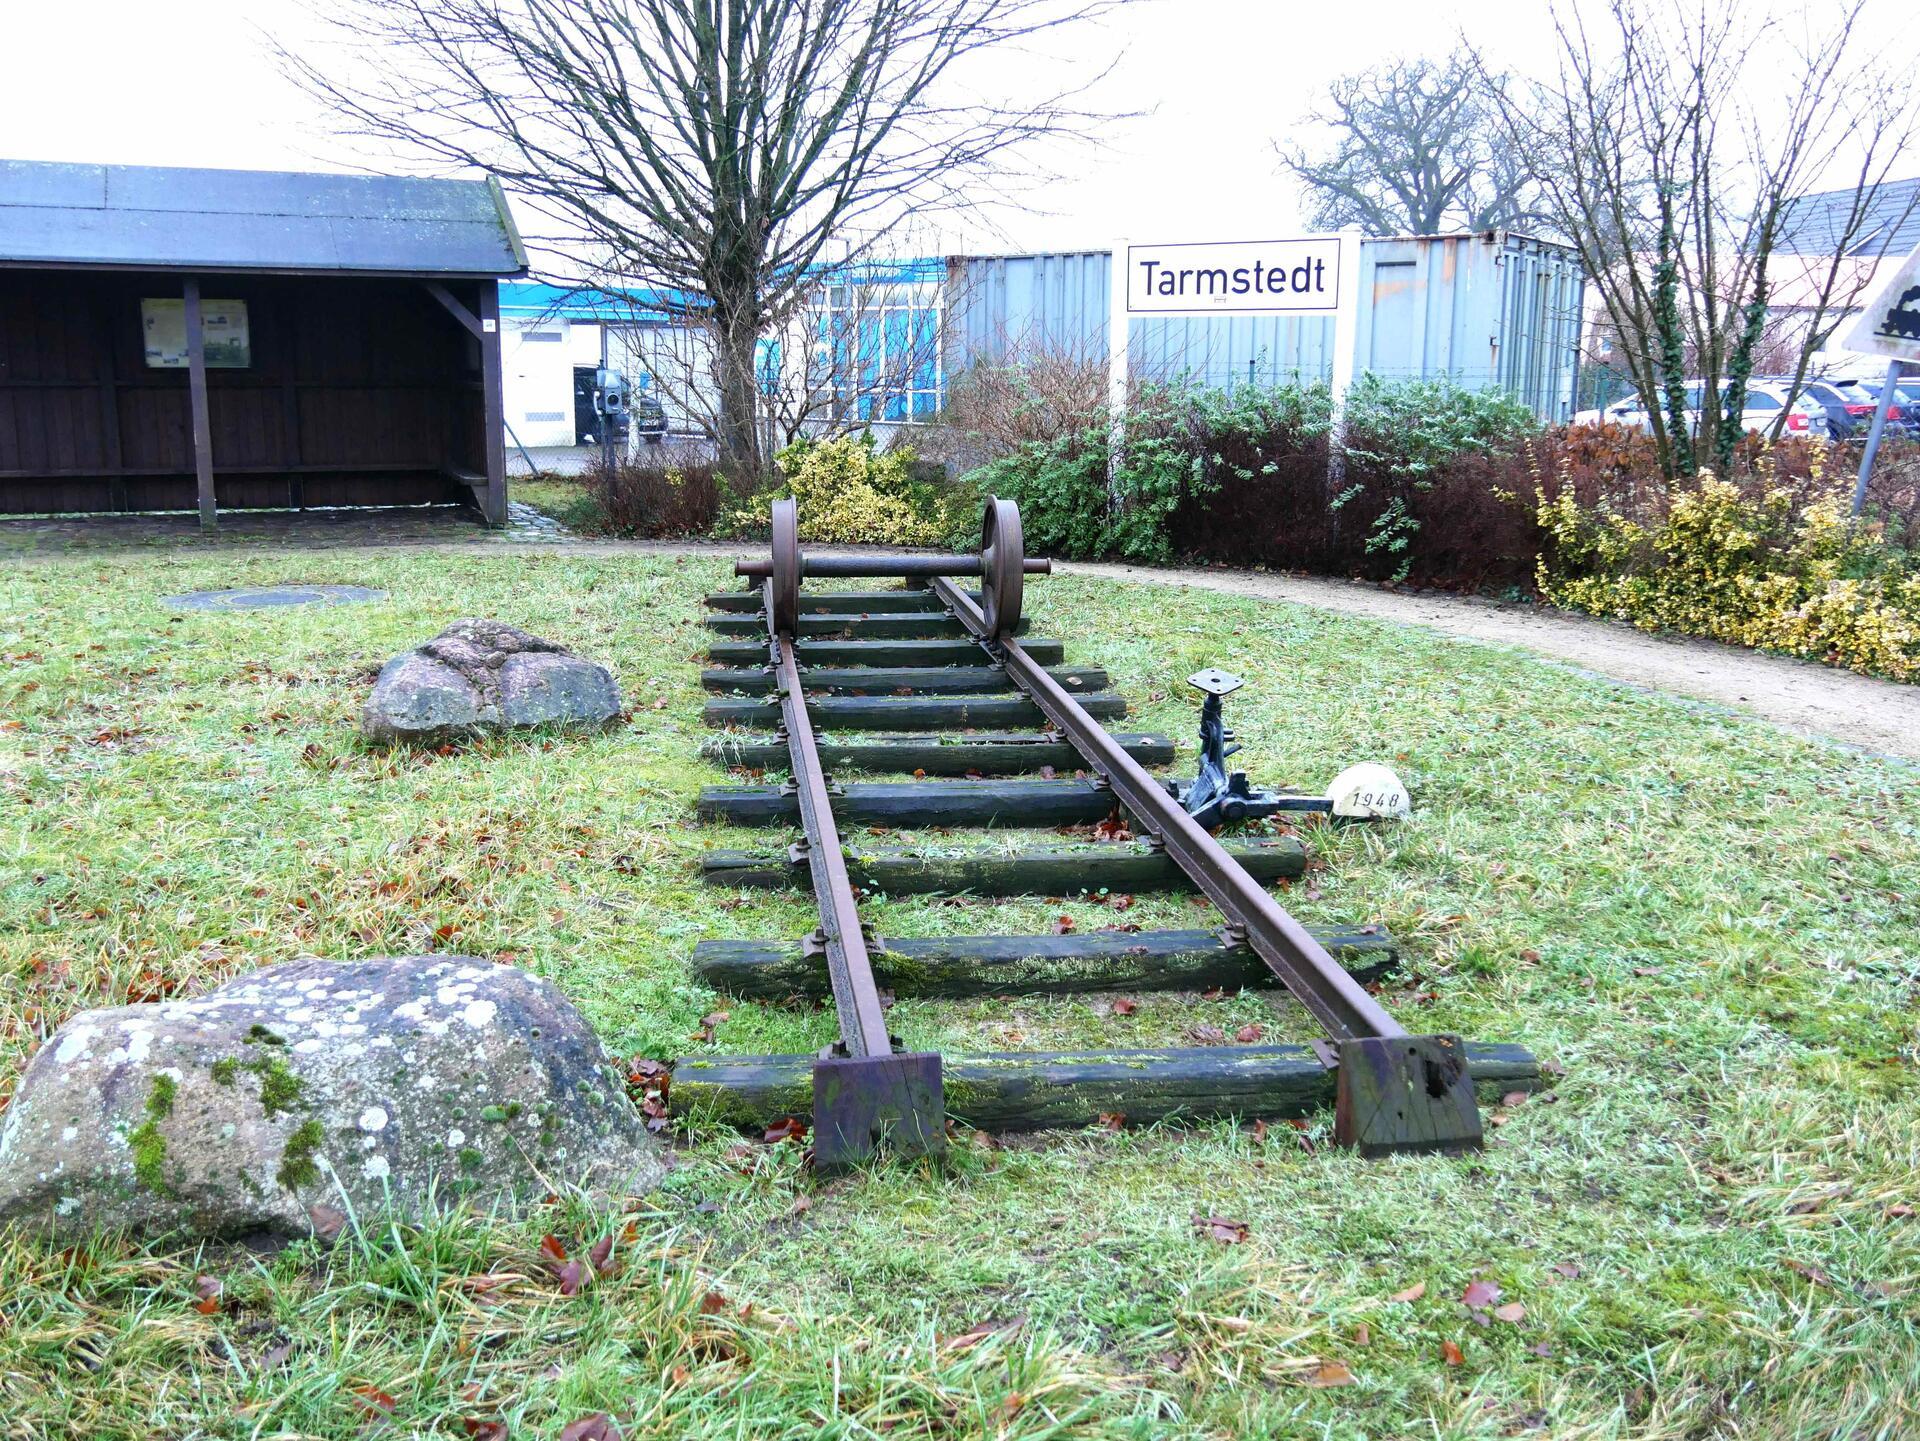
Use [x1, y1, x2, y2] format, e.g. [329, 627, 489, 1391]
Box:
[763, 581, 892, 1058]
[930, 576, 1405, 1045]
[738, 554, 1053, 579]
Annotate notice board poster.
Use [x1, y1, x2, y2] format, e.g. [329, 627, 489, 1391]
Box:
[142, 298, 251, 369]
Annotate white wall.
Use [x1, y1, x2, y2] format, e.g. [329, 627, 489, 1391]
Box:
[503, 318, 603, 448]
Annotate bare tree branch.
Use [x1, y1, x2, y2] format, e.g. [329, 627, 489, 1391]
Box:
[281, 0, 1135, 478]
[1278, 47, 1552, 236]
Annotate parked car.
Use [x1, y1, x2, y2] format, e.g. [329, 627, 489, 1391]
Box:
[1808, 374, 1920, 439]
[1573, 381, 1832, 438]
[632, 390, 668, 445]
[1795, 380, 1869, 440]
[1572, 396, 1649, 429]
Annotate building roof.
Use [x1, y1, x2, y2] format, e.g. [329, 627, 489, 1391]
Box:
[1779, 177, 1920, 259]
[0, 160, 527, 277]
[499, 279, 693, 324]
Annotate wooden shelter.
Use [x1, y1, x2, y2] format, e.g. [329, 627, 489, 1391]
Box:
[0, 160, 526, 526]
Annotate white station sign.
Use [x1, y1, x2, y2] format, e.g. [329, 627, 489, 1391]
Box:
[1123, 237, 1345, 315]
[1844, 242, 1920, 364]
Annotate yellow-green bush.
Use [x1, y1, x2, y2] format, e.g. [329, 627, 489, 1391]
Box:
[1536, 463, 1920, 682]
[729, 434, 972, 546]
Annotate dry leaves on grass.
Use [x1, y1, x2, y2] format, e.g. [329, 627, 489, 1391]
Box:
[191, 1275, 222, 1315]
[1298, 1359, 1357, 1388]
[1193, 1215, 1249, 1245]
[559, 1417, 622, 1441]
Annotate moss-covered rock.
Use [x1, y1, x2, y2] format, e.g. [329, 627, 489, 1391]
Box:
[0, 956, 665, 1240]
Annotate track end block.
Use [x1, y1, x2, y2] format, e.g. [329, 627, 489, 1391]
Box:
[812, 1051, 946, 1171]
[1333, 1034, 1484, 1157]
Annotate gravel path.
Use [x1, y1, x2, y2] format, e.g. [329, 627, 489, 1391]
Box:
[1064, 560, 1920, 764]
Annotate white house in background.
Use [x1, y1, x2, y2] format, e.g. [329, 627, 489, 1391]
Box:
[498, 281, 716, 449]
[1771, 177, 1920, 375]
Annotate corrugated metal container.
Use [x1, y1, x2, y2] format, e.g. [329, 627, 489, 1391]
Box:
[945, 233, 1585, 419]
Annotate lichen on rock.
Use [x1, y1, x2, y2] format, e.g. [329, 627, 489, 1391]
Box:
[360, 619, 622, 745]
[0, 956, 665, 1239]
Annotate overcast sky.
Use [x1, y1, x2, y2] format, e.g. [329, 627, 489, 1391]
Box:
[5, 0, 1917, 260]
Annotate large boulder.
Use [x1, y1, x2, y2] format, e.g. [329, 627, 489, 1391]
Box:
[362, 619, 622, 745]
[0, 956, 665, 1240]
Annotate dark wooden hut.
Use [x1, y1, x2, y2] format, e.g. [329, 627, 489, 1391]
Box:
[0, 160, 526, 526]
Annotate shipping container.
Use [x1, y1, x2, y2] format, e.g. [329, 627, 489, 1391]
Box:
[945, 232, 1586, 420]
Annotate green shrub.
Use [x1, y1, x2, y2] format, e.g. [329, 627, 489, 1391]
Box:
[971, 379, 1333, 563]
[1536, 456, 1920, 681]
[1335, 375, 1538, 582]
[728, 433, 974, 546]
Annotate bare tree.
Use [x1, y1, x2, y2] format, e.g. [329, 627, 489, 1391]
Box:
[1278, 48, 1547, 236]
[1488, 0, 1918, 479]
[621, 258, 950, 455]
[284, 0, 1130, 480]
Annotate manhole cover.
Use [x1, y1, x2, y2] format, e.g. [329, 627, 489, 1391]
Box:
[164, 584, 389, 612]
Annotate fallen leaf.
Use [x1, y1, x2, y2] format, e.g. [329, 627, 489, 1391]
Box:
[1096, 1112, 1125, 1132]
[1352, 1323, 1371, 1347]
[308, 1204, 348, 1242]
[559, 1417, 622, 1441]
[1549, 1261, 1582, 1280]
[787, 1194, 812, 1217]
[1250, 1119, 1268, 1143]
[1493, 1301, 1527, 1323]
[261, 1339, 294, 1368]
[942, 1317, 1023, 1352]
[1111, 998, 1138, 1016]
[588, 1233, 618, 1277]
[700, 1290, 728, 1314]
[1462, 1279, 1502, 1309]
[1441, 1339, 1465, 1366]
[1887, 1203, 1914, 1219]
[1186, 1024, 1226, 1045]
[1299, 1359, 1357, 1387]
[1052, 914, 1076, 935]
[1500, 1090, 1529, 1107]
[1784, 1258, 1832, 1287]
[1528, 1342, 1553, 1357]
[539, 1234, 569, 1263]
[1390, 1281, 1427, 1303]
[554, 1259, 590, 1296]
[352, 1385, 397, 1417]
[763, 1116, 807, 1145]
[192, 1274, 222, 1315]
[463, 1421, 509, 1441]
[1234, 1023, 1265, 1043]
[1194, 1215, 1248, 1245]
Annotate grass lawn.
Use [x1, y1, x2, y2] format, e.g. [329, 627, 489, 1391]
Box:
[2, 543, 1917, 1439]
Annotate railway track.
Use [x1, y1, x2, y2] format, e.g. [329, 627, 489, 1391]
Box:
[677, 497, 1540, 1168]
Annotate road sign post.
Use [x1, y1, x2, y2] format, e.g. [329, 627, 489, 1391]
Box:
[1840, 242, 1920, 515]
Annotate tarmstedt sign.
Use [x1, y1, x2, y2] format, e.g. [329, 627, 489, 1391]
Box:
[1124, 237, 1344, 315]
[1106, 229, 1362, 488]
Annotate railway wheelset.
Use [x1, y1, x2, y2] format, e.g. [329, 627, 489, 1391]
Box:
[674, 496, 1541, 1168]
